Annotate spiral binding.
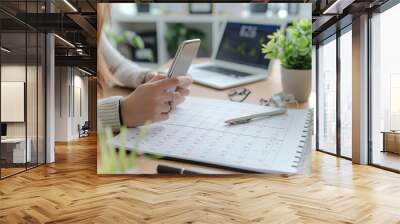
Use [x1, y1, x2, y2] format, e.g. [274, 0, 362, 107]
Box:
[291, 109, 314, 170]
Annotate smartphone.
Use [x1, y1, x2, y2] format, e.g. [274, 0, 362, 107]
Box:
[166, 39, 201, 91]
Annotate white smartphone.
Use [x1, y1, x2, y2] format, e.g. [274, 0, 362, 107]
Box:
[166, 39, 201, 91]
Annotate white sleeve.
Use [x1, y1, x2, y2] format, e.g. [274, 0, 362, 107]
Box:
[100, 32, 150, 88]
[97, 96, 123, 131]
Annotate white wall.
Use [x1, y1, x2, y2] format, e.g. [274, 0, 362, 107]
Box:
[71, 74, 89, 138]
[1, 66, 26, 136]
[1, 65, 39, 138]
[55, 67, 69, 141]
[54, 67, 89, 141]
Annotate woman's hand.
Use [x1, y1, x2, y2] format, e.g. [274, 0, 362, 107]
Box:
[120, 75, 191, 127]
[144, 72, 192, 110]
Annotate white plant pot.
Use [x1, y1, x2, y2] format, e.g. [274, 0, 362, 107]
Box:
[281, 67, 311, 103]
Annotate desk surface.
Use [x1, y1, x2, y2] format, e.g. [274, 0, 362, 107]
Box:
[99, 59, 312, 174]
[102, 59, 311, 107]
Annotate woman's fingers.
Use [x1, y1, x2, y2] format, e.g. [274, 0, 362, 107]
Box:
[157, 85, 189, 101]
[170, 103, 177, 112]
[177, 76, 192, 88]
[156, 91, 184, 110]
[171, 93, 184, 108]
[158, 102, 171, 113]
[158, 91, 178, 102]
[155, 88, 188, 113]
[176, 87, 190, 96]
[151, 77, 181, 91]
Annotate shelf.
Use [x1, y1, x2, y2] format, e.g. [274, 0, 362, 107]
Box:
[115, 13, 302, 24]
[108, 11, 307, 67]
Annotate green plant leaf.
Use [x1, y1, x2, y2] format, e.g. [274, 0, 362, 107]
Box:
[131, 36, 145, 49]
[98, 121, 156, 174]
[261, 19, 312, 70]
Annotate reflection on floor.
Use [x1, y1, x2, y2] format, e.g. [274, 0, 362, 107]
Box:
[0, 167, 25, 178]
[373, 150, 400, 171]
[341, 147, 352, 159]
[0, 162, 43, 179]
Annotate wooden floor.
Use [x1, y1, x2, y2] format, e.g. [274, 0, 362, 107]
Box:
[1, 167, 26, 178]
[1, 135, 400, 223]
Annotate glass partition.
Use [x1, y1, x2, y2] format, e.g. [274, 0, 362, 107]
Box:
[1, 31, 28, 178]
[27, 31, 38, 169]
[370, 3, 400, 171]
[0, 1, 46, 179]
[38, 32, 46, 165]
[317, 36, 337, 155]
[339, 27, 352, 158]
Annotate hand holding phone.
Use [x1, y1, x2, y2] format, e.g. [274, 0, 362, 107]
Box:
[166, 39, 201, 92]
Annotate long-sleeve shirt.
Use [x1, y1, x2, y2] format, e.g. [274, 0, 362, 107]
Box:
[100, 32, 149, 88]
[98, 32, 148, 131]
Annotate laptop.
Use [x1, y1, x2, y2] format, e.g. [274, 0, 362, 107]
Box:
[189, 21, 281, 89]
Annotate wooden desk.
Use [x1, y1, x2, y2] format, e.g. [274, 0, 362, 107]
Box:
[102, 59, 310, 107]
[381, 131, 400, 154]
[99, 59, 311, 174]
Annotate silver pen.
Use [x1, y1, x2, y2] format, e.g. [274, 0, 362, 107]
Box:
[225, 108, 287, 125]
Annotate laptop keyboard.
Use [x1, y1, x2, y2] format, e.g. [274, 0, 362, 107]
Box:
[199, 66, 252, 78]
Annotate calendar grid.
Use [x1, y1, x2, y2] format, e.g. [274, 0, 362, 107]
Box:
[114, 97, 312, 174]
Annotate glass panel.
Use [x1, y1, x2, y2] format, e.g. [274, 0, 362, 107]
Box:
[26, 0, 40, 169]
[317, 37, 337, 154]
[340, 29, 352, 158]
[1, 31, 27, 177]
[38, 33, 45, 165]
[27, 31, 38, 169]
[312, 45, 317, 150]
[371, 3, 400, 171]
[0, 0, 46, 178]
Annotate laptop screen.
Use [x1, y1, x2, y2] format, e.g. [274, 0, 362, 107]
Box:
[215, 22, 281, 70]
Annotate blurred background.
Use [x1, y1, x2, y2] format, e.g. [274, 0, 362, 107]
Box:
[104, 3, 311, 69]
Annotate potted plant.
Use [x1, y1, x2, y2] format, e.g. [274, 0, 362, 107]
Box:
[262, 19, 312, 102]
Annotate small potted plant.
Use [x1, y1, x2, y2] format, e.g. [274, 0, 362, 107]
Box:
[262, 19, 312, 102]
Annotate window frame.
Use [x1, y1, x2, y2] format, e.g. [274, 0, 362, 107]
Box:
[367, 0, 400, 173]
[0, 0, 48, 180]
[315, 23, 353, 160]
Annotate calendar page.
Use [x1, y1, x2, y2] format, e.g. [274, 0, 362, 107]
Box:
[113, 97, 313, 174]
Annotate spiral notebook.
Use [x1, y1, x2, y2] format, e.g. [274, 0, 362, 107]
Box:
[113, 97, 313, 174]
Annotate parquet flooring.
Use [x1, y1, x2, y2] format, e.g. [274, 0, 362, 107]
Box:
[1, 135, 400, 223]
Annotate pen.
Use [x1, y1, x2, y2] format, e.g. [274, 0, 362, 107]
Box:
[224, 108, 287, 125]
[156, 165, 201, 175]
